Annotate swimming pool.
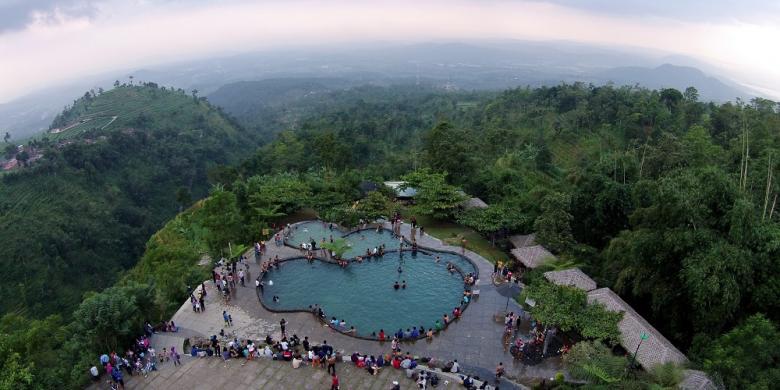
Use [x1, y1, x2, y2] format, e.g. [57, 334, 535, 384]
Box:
[284, 221, 476, 273]
[261, 252, 472, 338]
[261, 220, 479, 338]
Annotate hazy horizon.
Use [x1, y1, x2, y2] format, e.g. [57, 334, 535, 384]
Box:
[2, 0, 780, 104]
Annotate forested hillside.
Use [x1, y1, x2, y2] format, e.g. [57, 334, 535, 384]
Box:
[217, 82, 780, 387]
[1, 82, 778, 388]
[213, 81, 780, 351]
[0, 84, 255, 317]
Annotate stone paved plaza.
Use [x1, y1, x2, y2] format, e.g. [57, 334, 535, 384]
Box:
[118, 221, 565, 389]
[105, 355, 464, 390]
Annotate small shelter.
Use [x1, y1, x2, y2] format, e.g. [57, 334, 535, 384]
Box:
[461, 197, 488, 210]
[508, 233, 536, 248]
[587, 287, 688, 368]
[358, 181, 379, 196]
[511, 245, 555, 269]
[384, 181, 417, 199]
[679, 370, 717, 390]
[543, 268, 597, 292]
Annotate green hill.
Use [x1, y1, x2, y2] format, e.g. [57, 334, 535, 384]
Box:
[0, 84, 255, 317]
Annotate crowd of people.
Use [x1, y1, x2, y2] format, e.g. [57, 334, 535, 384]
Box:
[184, 315, 502, 390]
[92, 325, 182, 389]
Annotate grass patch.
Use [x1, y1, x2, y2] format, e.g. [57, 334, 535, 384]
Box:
[402, 212, 510, 264]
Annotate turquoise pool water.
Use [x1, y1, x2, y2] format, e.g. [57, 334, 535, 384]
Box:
[261, 251, 470, 337]
[284, 221, 476, 273]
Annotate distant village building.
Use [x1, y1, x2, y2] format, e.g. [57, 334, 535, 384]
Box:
[384, 181, 417, 200]
[2, 158, 18, 171]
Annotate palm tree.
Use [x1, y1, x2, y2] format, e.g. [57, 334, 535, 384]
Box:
[322, 238, 351, 260]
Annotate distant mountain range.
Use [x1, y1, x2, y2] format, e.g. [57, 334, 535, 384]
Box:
[0, 40, 758, 141]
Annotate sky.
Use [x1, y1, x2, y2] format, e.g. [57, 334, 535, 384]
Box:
[1, 0, 780, 102]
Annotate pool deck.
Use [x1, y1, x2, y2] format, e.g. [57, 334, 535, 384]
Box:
[141, 221, 565, 389]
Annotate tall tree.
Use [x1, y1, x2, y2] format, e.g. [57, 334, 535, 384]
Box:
[534, 192, 575, 253]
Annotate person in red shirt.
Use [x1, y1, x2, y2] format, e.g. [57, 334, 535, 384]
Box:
[378, 329, 386, 342]
[331, 372, 339, 390]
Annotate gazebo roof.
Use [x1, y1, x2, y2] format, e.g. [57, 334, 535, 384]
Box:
[461, 197, 488, 209]
[679, 370, 717, 390]
[511, 245, 555, 268]
[587, 288, 688, 368]
[543, 268, 597, 291]
[508, 233, 536, 248]
[383, 181, 417, 198]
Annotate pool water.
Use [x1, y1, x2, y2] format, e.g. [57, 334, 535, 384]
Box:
[286, 221, 400, 259]
[261, 251, 473, 338]
[285, 221, 476, 273]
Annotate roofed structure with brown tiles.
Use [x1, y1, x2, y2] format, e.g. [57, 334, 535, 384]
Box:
[508, 233, 536, 248]
[587, 287, 688, 369]
[511, 245, 555, 269]
[679, 370, 718, 390]
[543, 268, 597, 291]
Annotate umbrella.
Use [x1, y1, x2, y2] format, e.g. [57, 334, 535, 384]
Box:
[496, 282, 522, 311]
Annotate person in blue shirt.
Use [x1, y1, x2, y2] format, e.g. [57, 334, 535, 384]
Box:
[111, 367, 124, 389]
[410, 327, 420, 338]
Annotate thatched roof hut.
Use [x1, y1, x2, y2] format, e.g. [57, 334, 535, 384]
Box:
[543, 268, 597, 291]
[461, 197, 488, 209]
[679, 370, 717, 390]
[511, 245, 555, 269]
[587, 288, 688, 368]
[384, 181, 417, 199]
[508, 233, 536, 248]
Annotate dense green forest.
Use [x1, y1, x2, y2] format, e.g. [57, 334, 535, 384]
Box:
[0, 84, 256, 317]
[1, 82, 779, 388]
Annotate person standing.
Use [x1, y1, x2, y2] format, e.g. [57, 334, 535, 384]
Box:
[89, 365, 99, 382]
[495, 362, 505, 382]
[330, 372, 339, 390]
[171, 347, 181, 366]
[280, 318, 287, 336]
[327, 353, 337, 374]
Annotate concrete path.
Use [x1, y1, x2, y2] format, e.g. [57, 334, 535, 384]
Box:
[103, 352, 462, 390]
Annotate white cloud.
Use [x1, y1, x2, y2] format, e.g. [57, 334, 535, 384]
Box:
[1, 0, 779, 102]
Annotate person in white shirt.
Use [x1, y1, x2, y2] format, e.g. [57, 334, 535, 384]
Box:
[451, 359, 460, 373]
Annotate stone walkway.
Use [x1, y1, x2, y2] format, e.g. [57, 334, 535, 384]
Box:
[124, 221, 565, 389]
[101, 353, 462, 389]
